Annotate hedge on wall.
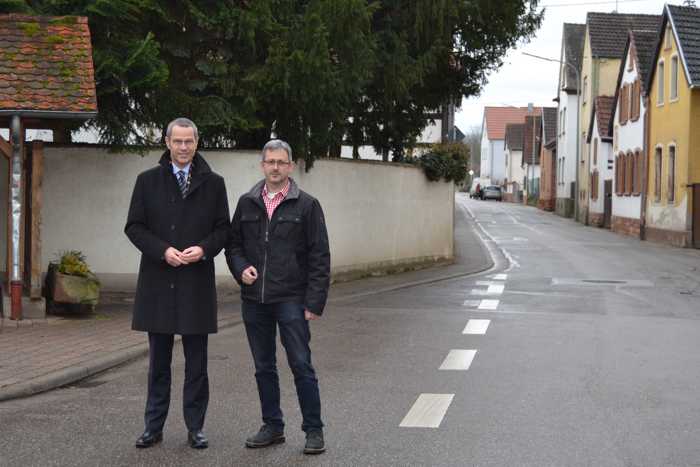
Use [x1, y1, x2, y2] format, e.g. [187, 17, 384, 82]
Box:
[416, 142, 470, 183]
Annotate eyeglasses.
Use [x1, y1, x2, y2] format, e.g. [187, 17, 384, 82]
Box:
[170, 138, 196, 147]
[263, 159, 291, 167]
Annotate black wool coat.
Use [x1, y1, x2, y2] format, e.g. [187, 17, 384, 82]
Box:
[125, 151, 230, 335]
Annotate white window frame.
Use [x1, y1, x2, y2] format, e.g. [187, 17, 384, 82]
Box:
[670, 54, 679, 102]
[667, 143, 676, 203]
[657, 60, 665, 106]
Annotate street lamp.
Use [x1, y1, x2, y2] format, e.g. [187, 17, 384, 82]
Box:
[522, 52, 581, 221]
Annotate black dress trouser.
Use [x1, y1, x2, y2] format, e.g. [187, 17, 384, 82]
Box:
[144, 333, 209, 433]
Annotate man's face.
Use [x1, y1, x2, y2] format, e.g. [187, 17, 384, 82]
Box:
[261, 148, 293, 186]
[166, 125, 198, 168]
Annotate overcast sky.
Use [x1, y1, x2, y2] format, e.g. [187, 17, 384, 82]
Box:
[454, 0, 670, 135]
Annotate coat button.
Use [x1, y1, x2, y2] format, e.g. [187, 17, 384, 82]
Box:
[170, 283, 175, 289]
[171, 225, 176, 230]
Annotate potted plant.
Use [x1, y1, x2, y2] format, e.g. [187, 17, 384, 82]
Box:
[45, 250, 100, 312]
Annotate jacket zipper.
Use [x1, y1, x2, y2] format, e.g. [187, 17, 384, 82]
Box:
[261, 221, 269, 303]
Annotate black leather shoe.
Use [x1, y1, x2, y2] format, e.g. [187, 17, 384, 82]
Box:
[245, 425, 285, 448]
[304, 430, 325, 455]
[135, 430, 163, 448]
[188, 430, 209, 449]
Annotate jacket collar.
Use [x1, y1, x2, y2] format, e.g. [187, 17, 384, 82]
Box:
[246, 177, 300, 202]
[159, 150, 212, 196]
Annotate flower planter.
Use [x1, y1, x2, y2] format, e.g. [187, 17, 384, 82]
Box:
[45, 263, 100, 312]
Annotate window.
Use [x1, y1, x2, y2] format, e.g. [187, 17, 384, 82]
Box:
[620, 84, 628, 124]
[593, 138, 598, 166]
[563, 108, 566, 135]
[655, 147, 662, 202]
[615, 153, 623, 195]
[665, 24, 672, 50]
[625, 152, 634, 195]
[583, 76, 588, 104]
[668, 145, 676, 203]
[671, 55, 679, 101]
[591, 170, 599, 200]
[631, 80, 641, 121]
[634, 150, 643, 195]
[658, 60, 665, 105]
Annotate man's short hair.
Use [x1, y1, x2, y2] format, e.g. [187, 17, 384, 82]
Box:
[262, 139, 292, 161]
[166, 118, 199, 139]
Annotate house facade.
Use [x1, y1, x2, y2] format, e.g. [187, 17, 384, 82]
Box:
[578, 12, 661, 224]
[523, 114, 542, 204]
[481, 107, 540, 186]
[504, 123, 525, 202]
[555, 23, 586, 218]
[610, 30, 657, 238]
[539, 107, 558, 211]
[587, 96, 614, 227]
[645, 5, 700, 248]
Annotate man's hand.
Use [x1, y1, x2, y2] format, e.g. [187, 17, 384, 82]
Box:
[305, 309, 321, 321]
[164, 247, 188, 267]
[182, 246, 204, 263]
[241, 265, 258, 285]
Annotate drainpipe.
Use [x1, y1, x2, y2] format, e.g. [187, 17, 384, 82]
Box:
[9, 115, 23, 320]
[640, 94, 650, 240]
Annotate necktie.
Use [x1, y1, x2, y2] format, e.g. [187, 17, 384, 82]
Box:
[177, 170, 187, 197]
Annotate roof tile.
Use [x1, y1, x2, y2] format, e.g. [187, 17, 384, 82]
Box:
[484, 106, 542, 140]
[0, 14, 97, 113]
[587, 12, 661, 58]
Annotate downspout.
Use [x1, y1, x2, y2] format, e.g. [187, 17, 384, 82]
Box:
[640, 94, 649, 240]
[9, 115, 23, 320]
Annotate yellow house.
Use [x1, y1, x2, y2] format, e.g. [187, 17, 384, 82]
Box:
[645, 4, 700, 248]
[578, 12, 660, 225]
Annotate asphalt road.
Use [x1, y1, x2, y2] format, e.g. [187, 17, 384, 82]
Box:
[2, 195, 700, 467]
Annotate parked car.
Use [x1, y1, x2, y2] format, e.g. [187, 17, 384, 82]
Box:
[482, 185, 502, 201]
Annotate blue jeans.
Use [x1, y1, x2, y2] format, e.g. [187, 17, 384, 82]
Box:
[242, 301, 323, 432]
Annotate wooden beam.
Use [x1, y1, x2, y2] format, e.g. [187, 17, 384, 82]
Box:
[30, 141, 43, 299]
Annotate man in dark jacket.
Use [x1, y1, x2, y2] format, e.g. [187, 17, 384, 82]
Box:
[227, 139, 330, 455]
[125, 117, 230, 450]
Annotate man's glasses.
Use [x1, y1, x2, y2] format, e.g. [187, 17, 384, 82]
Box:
[263, 159, 291, 167]
[170, 139, 196, 147]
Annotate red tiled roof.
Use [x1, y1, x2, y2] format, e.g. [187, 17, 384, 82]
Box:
[0, 14, 97, 114]
[484, 106, 542, 140]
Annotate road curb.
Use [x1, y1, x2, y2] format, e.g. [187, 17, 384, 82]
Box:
[0, 317, 243, 403]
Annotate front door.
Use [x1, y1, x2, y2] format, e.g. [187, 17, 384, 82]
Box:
[693, 184, 700, 248]
[603, 180, 612, 229]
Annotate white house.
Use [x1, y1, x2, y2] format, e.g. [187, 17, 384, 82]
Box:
[587, 96, 615, 227]
[610, 30, 657, 238]
[555, 23, 585, 218]
[480, 106, 540, 186]
[504, 123, 525, 202]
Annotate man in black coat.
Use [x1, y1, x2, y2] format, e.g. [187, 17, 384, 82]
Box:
[227, 139, 330, 455]
[125, 117, 230, 450]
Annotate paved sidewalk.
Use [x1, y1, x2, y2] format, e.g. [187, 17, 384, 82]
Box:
[0, 195, 492, 402]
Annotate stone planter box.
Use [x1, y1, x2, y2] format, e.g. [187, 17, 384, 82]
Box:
[44, 263, 100, 312]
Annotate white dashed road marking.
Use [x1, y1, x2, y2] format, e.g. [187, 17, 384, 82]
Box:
[400, 394, 455, 428]
[463, 319, 490, 335]
[478, 299, 499, 310]
[493, 274, 508, 281]
[439, 350, 477, 370]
